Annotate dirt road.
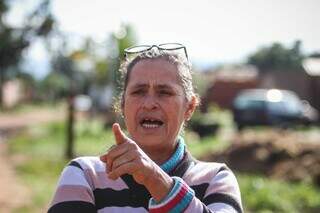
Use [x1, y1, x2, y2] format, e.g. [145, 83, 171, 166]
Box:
[0, 108, 65, 212]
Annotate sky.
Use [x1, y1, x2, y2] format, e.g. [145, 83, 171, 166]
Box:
[7, 0, 320, 78]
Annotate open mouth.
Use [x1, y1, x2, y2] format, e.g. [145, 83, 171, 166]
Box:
[140, 118, 164, 129]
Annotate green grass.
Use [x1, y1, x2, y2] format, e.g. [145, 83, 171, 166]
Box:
[8, 120, 320, 213]
[238, 174, 320, 213]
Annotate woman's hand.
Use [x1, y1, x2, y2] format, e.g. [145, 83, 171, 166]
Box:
[100, 123, 155, 184]
[100, 123, 173, 202]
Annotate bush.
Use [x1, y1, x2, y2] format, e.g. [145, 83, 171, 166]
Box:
[188, 111, 220, 138]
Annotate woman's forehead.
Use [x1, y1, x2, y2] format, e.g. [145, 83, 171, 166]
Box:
[128, 59, 180, 84]
[131, 58, 178, 71]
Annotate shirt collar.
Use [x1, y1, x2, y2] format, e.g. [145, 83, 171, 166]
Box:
[160, 137, 185, 173]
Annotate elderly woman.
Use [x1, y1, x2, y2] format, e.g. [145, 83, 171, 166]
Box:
[48, 43, 243, 213]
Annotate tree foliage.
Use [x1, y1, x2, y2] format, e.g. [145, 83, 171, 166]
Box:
[248, 40, 305, 72]
[109, 24, 137, 95]
[0, 0, 54, 107]
[46, 38, 108, 100]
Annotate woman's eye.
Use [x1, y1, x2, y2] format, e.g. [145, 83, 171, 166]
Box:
[131, 90, 145, 95]
[159, 90, 173, 96]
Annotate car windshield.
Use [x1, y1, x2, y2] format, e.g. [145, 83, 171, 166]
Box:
[234, 90, 303, 114]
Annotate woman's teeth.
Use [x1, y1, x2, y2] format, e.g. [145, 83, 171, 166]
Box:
[142, 123, 161, 128]
[140, 119, 163, 128]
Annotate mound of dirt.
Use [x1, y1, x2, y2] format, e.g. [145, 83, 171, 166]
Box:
[200, 128, 320, 185]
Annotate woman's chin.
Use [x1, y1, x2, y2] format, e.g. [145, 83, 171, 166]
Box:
[134, 130, 166, 147]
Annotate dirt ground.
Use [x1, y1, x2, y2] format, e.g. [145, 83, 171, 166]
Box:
[0, 143, 31, 212]
[201, 128, 320, 185]
[0, 108, 65, 213]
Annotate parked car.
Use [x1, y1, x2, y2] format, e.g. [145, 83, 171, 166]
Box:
[232, 89, 319, 130]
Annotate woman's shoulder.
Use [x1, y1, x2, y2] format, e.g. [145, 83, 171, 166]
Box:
[56, 156, 107, 190]
[67, 156, 105, 172]
[191, 160, 229, 174]
[183, 159, 233, 183]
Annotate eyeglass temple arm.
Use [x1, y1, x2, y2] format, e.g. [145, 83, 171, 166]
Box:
[183, 47, 189, 60]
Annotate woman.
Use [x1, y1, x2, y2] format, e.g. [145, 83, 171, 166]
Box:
[48, 43, 243, 213]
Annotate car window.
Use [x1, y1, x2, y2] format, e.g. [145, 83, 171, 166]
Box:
[267, 99, 302, 114]
[267, 101, 287, 114]
[235, 98, 265, 109]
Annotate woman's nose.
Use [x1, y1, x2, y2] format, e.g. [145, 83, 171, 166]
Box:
[142, 95, 159, 110]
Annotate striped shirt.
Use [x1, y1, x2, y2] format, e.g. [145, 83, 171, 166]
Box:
[48, 140, 243, 213]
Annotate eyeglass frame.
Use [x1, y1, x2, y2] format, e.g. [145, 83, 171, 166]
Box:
[124, 43, 189, 61]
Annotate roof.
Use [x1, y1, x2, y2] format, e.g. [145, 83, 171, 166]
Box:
[211, 65, 258, 81]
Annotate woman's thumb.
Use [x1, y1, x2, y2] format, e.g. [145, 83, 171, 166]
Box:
[112, 123, 127, 145]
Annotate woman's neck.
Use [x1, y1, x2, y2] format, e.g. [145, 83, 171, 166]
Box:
[142, 137, 185, 174]
[143, 143, 177, 165]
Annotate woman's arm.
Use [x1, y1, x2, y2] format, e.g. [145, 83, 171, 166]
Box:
[48, 160, 96, 213]
[195, 166, 243, 213]
[100, 123, 243, 212]
[148, 166, 243, 213]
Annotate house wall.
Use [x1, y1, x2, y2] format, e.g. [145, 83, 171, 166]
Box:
[258, 71, 310, 101]
[201, 79, 258, 111]
[2, 80, 23, 108]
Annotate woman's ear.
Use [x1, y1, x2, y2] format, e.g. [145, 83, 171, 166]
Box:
[185, 96, 197, 121]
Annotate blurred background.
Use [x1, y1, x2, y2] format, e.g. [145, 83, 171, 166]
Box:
[0, 0, 319, 212]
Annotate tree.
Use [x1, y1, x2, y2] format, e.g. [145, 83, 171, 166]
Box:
[50, 42, 80, 159]
[40, 72, 68, 101]
[70, 38, 110, 87]
[49, 37, 109, 159]
[44, 24, 137, 159]
[0, 0, 54, 108]
[248, 40, 305, 72]
[309, 52, 320, 58]
[108, 24, 137, 95]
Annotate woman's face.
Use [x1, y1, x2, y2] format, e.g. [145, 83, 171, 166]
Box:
[123, 58, 194, 150]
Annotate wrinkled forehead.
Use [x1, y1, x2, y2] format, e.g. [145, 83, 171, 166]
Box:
[131, 57, 179, 71]
[128, 58, 181, 85]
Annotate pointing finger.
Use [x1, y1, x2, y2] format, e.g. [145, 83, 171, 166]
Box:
[112, 123, 127, 145]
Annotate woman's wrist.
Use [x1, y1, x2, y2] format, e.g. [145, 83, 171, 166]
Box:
[148, 176, 195, 213]
[144, 166, 174, 202]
